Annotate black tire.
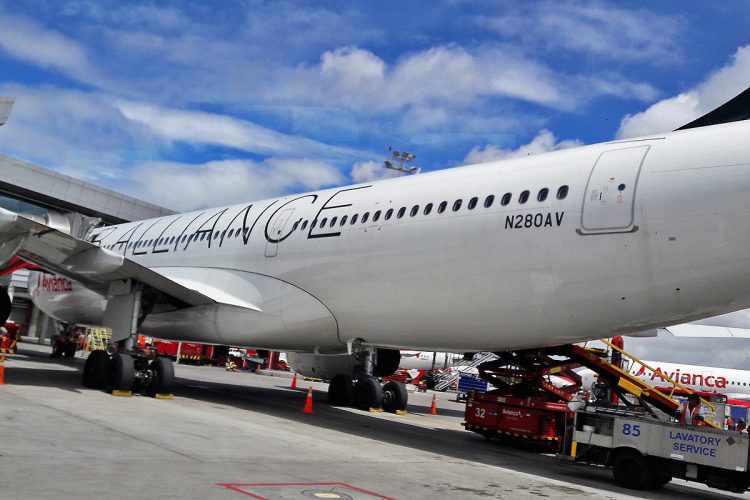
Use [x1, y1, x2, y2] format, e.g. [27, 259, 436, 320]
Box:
[612, 450, 654, 490]
[111, 352, 135, 391]
[64, 342, 76, 358]
[83, 350, 111, 389]
[354, 376, 384, 410]
[382, 381, 408, 413]
[0, 287, 10, 325]
[147, 357, 174, 396]
[328, 374, 354, 406]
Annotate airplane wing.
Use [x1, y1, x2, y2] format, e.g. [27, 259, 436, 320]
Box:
[660, 324, 750, 339]
[0, 207, 256, 310]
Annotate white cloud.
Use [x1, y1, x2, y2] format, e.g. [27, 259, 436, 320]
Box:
[617, 45, 750, 138]
[477, 3, 681, 62]
[0, 13, 97, 82]
[117, 101, 372, 160]
[131, 158, 345, 211]
[464, 129, 582, 164]
[350, 160, 405, 183]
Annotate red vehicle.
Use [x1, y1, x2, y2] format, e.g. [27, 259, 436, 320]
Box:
[152, 340, 215, 364]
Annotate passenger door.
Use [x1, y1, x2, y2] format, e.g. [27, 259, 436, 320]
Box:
[580, 146, 650, 234]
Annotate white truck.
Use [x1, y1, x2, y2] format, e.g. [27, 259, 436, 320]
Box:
[567, 407, 750, 492]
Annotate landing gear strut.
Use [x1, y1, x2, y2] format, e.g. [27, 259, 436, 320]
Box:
[327, 347, 408, 413]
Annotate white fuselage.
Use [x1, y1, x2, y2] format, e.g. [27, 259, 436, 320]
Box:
[28, 121, 750, 354]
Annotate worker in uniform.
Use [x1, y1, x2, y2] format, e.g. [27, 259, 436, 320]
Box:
[680, 394, 704, 426]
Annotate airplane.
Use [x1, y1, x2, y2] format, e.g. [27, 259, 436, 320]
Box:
[2, 87, 750, 414]
[398, 351, 462, 371]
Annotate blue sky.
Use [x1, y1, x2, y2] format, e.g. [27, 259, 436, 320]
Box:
[0, 1, 749, 211]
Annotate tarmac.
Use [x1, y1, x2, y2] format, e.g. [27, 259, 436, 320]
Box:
[0, 343, 747, 500]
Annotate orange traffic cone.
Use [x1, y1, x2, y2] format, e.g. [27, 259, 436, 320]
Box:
[430, 393, 438, 415]
[303, 386, 314, 414]
[0, 362, 5, 385]
[291, 372, 298, 390]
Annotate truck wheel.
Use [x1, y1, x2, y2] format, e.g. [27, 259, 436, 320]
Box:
[612, 450, 654, 490]
[83, 350, 110, 389]
[382, 381, 408, 413]
[354, 376, 383, 410]
[147, 357, 174, 396]
[111, 352, 135, 391]
[328, 374, 354, 406]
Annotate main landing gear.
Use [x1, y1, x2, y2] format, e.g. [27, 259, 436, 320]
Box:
[82, 349, 174, 396]
[327, 348, 407, 413]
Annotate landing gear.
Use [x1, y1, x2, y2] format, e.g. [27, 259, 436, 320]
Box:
[82, 350, 111, 389]
[111, 352, 135, 391]
[328, 374, 354, 406]
[325, 346, 408, 413]
[382, 381, 408, 413]
[354, 376, 384, 410]
[82, 349, 174, 396]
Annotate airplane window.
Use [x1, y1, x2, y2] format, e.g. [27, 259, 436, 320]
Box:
[200, 233, 206, 241]
[373, 210, 381, 222]
[501, 193, 512, 206]
[330, 216, 337, 227]
[424, 203, 433, 215]
[214, 232, 220, 240]
[438, 201, 448, 214]
[385, 208, 394, 220]
[453, 199, 462, 212]
[519, 190, 530, 204]
[468, 197, 478, 210]
[410, 205, 419, 217]
[301, 220, 308, 230]
[320, 218, 327, 227]
[538, 188, 549, 202]
[340, 215, 348, 226]
[484, 195, 495, 208]
[351, 214, 359, 224]
[221, 230, 226, 238]
[181, 235, 187, 243]
[557, 185, 569, 199]
[292, 221, 299, 231]
[361, 212, 370, 223]
[397, 207, 406, 219]
[169, 236, 175, 244]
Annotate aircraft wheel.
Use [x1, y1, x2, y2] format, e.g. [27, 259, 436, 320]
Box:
[82, 350, 111, 389]
[354, 376, 383, 411]
[328, 374, 354, 406]
[111, 352, 135, 391]
[147, 357, 174, 396]
[382, 381, 408, 413]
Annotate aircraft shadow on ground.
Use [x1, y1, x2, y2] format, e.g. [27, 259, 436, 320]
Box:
[6, 347, 739, 500]
[174, 376, 738, 500]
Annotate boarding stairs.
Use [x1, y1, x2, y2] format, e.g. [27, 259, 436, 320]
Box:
[433, 352, 498, 391]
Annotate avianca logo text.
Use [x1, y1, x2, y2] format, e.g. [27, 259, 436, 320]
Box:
[634, 365, 727, 389]
[38, 274, 73, 293]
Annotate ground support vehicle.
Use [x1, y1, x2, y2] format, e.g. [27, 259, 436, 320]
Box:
[567, 406, 750, 492]
[465, 392, 571, 450]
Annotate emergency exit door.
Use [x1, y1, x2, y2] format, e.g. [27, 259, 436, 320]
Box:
[580, 145, 650, 234]
[265, 208, 295, 257]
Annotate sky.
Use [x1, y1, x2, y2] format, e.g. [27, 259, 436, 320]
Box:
[1, 1, 750, 367]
